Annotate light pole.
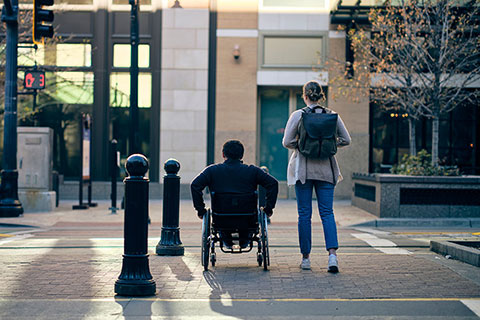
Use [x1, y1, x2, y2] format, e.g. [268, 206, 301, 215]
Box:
[207, 0, 217, 165]
[0, 0, 23, 217]
[129, 0, 139, 156]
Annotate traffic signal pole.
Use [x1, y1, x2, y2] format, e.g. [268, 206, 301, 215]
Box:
[0, 0, 23, 217]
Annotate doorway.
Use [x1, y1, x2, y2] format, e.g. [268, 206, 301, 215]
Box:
[258, 87, 306, 181]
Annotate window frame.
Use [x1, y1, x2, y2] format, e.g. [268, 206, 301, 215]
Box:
[259, 0, 327, 12]
[110, 40, 153, 108]
[258, 31, 328, 70]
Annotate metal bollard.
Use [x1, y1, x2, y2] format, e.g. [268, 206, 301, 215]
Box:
[115, 154, 156, 296]
[109, 140, 119, 214]
[156, 159, 184, 256]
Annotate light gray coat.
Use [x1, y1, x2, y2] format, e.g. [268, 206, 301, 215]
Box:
[282, 105, 351, 186]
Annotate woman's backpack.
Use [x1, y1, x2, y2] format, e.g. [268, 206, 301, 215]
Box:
[298, 106, 338, 159]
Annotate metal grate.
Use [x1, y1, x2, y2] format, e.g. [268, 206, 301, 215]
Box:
[354, 183, 376, 202]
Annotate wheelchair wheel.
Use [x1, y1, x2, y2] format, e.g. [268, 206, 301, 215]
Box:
[257, 253, 263, 266]
[202, 209, 211, 271]
[259, 210, 270, 271]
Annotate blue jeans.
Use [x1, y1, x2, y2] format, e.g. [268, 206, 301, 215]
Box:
[295, 180, 338, 254]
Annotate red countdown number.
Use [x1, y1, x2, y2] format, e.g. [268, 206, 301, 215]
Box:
[39, 73, 45, 87]
[24, 70, 46, 90]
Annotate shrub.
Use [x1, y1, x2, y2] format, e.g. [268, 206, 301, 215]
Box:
[390, 150, 460, 176]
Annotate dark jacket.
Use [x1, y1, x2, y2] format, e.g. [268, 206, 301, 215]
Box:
[191, 158, 279, 215]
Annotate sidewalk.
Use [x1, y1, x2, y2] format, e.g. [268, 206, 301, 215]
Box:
[0, 199, 377, 228]
[0, 200, 479, 319]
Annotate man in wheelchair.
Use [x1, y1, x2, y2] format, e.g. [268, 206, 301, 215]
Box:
[191, 140, 278, 249]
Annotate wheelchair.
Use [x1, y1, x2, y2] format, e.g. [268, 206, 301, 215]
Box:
[201, 191, 270, 271]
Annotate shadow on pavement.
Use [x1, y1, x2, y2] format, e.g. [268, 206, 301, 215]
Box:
[169, 256, 194, 282]
[114, 297, 154, 319]
[0, 239, 100, 318]
[203, 268, 269, 319]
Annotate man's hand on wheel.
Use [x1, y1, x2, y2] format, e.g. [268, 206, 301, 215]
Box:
[261, 207, 273, 218]
[197, 208, 207, 219]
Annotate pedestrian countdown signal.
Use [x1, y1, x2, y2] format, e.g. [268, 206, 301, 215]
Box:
[24, 70, 46, 90]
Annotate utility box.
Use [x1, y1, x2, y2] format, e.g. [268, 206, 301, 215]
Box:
[17, 127, 56, 212]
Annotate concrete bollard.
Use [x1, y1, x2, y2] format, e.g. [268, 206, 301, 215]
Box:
[115, 154, 156, 296]
[156, 158, 184, 256]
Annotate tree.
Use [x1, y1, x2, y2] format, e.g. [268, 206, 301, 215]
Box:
[330, 0, 480, 164]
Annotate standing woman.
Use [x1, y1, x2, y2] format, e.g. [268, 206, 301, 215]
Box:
[282, 80, 351, 272]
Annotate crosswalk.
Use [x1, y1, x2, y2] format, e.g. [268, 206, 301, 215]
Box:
[351, 232, 412, 254]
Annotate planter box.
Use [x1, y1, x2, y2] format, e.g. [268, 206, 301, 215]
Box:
[430, 241, 480, 267]
[351, 173, 480, 218]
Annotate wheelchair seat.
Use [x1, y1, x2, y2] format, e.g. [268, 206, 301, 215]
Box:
[211, 192, 258, 231]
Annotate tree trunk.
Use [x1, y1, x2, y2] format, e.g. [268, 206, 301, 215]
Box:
[408, 117, 416, 156]
[431, 116, 439, 166]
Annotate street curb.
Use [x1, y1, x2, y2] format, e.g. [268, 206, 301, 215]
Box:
[352, 218, 480, 228]
[0, 223, 40, 228]
[430, 240, 480, 267]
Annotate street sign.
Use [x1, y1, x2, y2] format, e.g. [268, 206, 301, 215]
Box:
[24, 70, 45, 90]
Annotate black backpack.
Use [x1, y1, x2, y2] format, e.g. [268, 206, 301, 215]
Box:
[298, 106, 338, 159]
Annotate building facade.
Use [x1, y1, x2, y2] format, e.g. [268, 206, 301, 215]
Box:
[4, 0, 479, 199]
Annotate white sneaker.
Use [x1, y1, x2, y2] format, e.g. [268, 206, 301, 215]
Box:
[328, 254, 339, 273]
[300, 258, 311, 270]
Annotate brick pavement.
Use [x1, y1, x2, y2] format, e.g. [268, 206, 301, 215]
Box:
[0, 227, 479, 300]
[0, 247, 479, 300]
[0, 200, 479, 303]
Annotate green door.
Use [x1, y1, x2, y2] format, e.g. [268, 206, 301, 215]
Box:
[259, 88, 289, 181]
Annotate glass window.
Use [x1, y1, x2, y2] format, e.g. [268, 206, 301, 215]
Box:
[110, 72, 152, 108]
[369, 101, 477, 173]
[16, 71, 94, 179]
[18, 45, 45, 66]
[263, 36, 323, 67]
[26, 0, 94, 3]
[263, 0, 324, 7]
[56, 44, 92, 67]
[113, 44, 150, 68]
[112, 0, 151, 5]
[56, 0, 93, 4]
[54, 72, 94, 104]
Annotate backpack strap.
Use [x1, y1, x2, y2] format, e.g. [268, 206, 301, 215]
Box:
[301, 106, 311, 113]
[302, 105, 325, 114]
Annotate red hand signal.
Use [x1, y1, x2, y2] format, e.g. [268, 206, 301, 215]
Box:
[25, 73, 35, 88]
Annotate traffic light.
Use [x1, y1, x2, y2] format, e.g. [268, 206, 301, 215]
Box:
[33, 0, 54, 44]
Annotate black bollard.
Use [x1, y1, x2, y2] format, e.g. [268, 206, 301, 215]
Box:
[73, 115, 88, 210]
[109, 140, 119, 214]
[115, 154, 156, 296]
[156, 159, 184, 256]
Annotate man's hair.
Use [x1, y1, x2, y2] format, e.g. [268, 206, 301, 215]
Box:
[222, 140, 244, 160]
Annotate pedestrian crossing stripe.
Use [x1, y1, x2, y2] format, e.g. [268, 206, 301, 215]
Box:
[461, 299, 480, 317]
[351, 233, 411, 254]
